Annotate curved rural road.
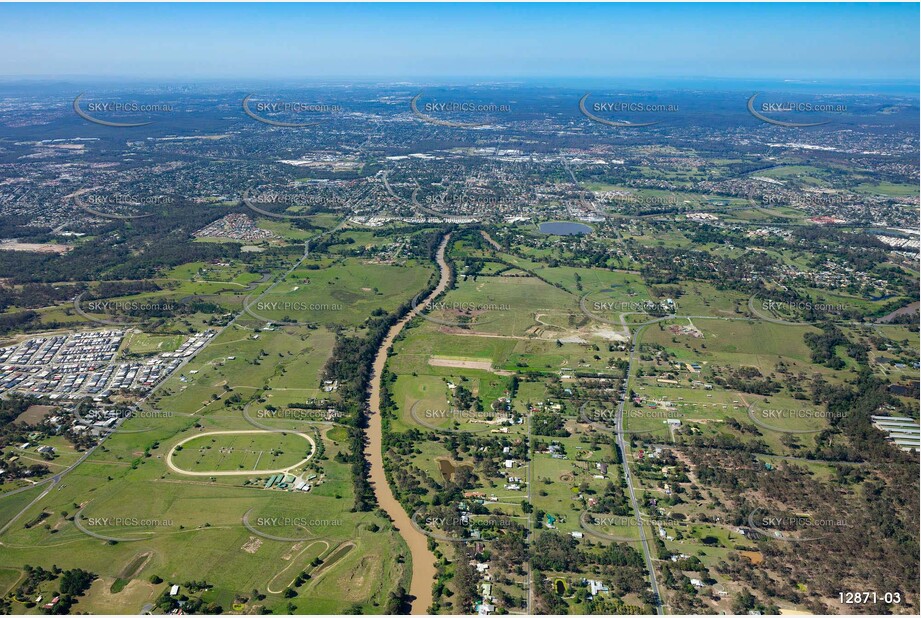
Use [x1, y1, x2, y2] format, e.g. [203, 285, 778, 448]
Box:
[0, 438, 106, 539]
[166, 430, 315, 476]
[242, 216, 349, 324]
[365, 234, 451, 614]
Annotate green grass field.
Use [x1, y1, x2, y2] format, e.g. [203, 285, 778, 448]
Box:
[170, 431, 313, 473]
[0, 412, 405, 615]
[251, 257, 433, 326]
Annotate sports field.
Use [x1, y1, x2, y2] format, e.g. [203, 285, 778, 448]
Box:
[0, 414, 405, 614]
[168, 431, 314, 474]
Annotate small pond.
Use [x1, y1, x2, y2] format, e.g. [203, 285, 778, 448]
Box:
[539, 221, 593, 235]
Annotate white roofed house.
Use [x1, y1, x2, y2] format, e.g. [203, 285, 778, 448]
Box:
[587, 579, 609, 597]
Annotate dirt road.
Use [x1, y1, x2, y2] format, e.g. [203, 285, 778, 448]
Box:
[428, 357, 493, 371]
[166, 430, 315, 476]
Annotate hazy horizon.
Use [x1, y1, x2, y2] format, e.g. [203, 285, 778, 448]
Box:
[1, 76, 918, 98]
[1, 3, 918, 82]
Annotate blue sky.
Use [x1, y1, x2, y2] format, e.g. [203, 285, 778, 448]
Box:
[0, 3, 917, 81]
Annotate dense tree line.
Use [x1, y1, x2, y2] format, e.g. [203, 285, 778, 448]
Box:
[714, 365, 782, 395]
[322, 230, 445, 511]
[679, 365, 919, 613]
[0, 204, 240, 283]
[803, 324, 850, 368]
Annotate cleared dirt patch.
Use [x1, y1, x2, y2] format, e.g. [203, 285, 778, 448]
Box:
[428, 356, 493, 371]
[325, 551, 375, 602]
[879, 300, 920, 323]
[15, 404, 55, 426]
[242, 536, 263, 554]
[740, 550, 764, 564]
[0, 241, 71, 254]
[78, 577, 158, 614]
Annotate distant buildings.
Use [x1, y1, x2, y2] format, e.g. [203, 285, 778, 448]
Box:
[874, 233, 920, 253]
[871, 415, 920, 452]
[193, 213, 277, 242]
[0, 329, 215, 399]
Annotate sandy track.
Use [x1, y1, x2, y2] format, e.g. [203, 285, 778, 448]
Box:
[166, 430, 315, 476]
[265, 540, 331, 594]
[428, 357, 493, 371]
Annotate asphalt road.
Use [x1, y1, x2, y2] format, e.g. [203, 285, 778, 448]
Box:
[616, 322, 665, 614]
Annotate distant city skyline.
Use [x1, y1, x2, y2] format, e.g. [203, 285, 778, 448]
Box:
[0, 3, 918, 82]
